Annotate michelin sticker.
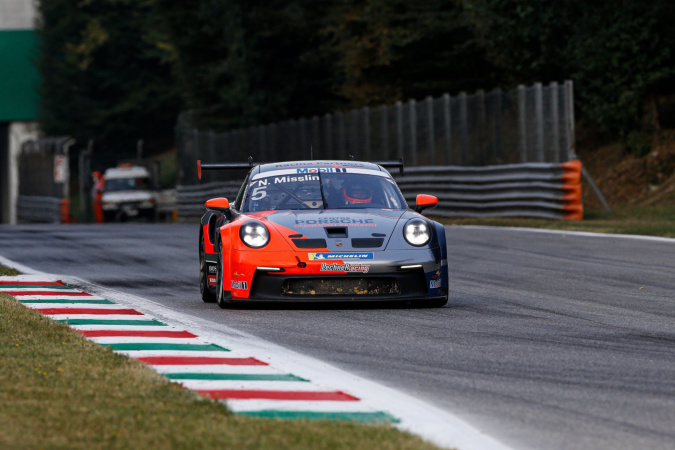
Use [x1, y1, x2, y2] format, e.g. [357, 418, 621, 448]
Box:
[309, 253, 373, 260]
[320, 263, 371, 274]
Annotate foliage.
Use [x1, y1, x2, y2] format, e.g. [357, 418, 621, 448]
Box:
[37, 0, 181, 161]
[463, 0, 675, 137]
[36, 0, 675, 152]
[151, 0, 337, 131]
[322, 0, 492, 108]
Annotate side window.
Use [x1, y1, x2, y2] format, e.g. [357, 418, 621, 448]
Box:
[233, 171, 251, 211]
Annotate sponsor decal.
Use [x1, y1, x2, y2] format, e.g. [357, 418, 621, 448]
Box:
[320, 262, 371, 274]
[233, 272, 244, 278]
[309, 252, 374, 261]
[231, 281, 249, 290]
[429, 279, 441, 289]
[294, 218, 376, 228]
[208, 265, 217, 274]
[296, 167, 347, 174]
[336, 242, 343, 247]
[208, 276, 216, 286]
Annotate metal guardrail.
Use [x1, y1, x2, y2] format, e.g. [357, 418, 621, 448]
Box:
[17, 196, 69, 223]
[176, 181, 242, 222]
[394, 161, 582, 220]
[176, 161, 583, 222]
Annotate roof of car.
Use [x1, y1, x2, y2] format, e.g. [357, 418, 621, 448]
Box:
[104, 166, 150, 180]
[256, 160, 386, 174]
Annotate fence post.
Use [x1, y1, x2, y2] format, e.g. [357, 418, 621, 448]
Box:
[459, 92, 468, 165]
[493, 87, 502, 164]
[337, 112, 346, 159]
[323, 113, 332, 158]
[289, 120, 298, 159]
[311, 115, 320, 158]
[426, 96, 434, 165]
[534, 82, 545, 162]
[518, 85, 527, 162]
[381, 105, 389, 160]
[443, 93, 451, 165]
[363, 107, 371, 160]
[565, 80, 576, 160]
[550, 81, 560, 163]
[352, 109, 361, 157]
[259, 125, 267, 161]
[396, 101, 404, 159]
[477, 89, 486, 163]
[409, 99, 417, 166]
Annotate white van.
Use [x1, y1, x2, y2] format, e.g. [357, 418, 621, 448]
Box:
[101, 165, 157, 221]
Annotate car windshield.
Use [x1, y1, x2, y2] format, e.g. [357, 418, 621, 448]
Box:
[104, 177, 150, 192]
[241, 173, 407, 212]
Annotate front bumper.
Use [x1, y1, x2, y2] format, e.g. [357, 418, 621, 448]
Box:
[211, 248, 448, 302]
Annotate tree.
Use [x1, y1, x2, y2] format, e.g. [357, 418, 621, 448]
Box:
[38, 0, 180, 161]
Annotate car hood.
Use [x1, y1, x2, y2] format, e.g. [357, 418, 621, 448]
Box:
[258, 208, 408, 252]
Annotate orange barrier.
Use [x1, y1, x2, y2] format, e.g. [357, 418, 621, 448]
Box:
[560, 160, 583, 220]
[59, 198, 70, 224]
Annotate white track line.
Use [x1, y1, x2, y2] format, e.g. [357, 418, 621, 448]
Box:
[456, 224, 675, 243]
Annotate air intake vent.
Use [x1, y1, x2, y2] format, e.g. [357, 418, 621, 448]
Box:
[352, 238, 384, 248]
[325, 227, 348, 238]
[292, 238, 327, 249]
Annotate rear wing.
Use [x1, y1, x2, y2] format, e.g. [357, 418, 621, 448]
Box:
[197, 157, 256, 180]
[197, 157, 404, 180]
[372, 159, 404, 175]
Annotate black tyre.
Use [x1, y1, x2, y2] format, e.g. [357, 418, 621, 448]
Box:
[199, 235, 216, 303]
[215, 239, 233, 308]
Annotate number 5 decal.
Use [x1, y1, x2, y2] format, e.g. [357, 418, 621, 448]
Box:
[251, 186, 267, 200]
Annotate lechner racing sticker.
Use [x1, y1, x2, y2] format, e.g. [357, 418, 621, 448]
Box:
[309, 252, 373, 260]
[320, 262, 371, 274]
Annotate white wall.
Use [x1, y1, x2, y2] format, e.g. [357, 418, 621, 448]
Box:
[0, 0, 37, 30]
[8, 121, 40, 224]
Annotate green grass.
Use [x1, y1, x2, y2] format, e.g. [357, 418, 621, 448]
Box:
[0, 265, 20, 276]
[433, 204, 675, 238]
[0, 272, 438, 450]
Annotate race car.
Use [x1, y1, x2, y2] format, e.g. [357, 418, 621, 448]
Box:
[198, 159, 449, 307]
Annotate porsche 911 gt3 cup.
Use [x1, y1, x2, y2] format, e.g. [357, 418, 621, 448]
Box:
[198, 159, 448, 307]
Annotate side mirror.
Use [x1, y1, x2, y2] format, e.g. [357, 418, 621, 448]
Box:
[414, 194, 438, 214]
[205, 197, 230, 213]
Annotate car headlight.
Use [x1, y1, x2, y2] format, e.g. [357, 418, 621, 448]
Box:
[240, 221, 270, 248]
[403, 219, 431, 246]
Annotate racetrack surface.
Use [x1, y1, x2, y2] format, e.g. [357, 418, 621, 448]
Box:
[1, 223, 674, 450]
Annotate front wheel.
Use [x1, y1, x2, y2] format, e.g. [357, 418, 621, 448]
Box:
[199, 235, 216, 303]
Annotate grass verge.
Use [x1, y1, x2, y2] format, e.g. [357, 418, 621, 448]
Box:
[0, 284, 437, 449]
[0, 265, 20, 276]
[433, 204, 675, 238]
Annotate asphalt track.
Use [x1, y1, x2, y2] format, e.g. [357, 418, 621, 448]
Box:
[1, 223, 674, 450]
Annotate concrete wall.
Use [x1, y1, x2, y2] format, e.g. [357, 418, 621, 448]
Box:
[0, 0, 37, 30]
